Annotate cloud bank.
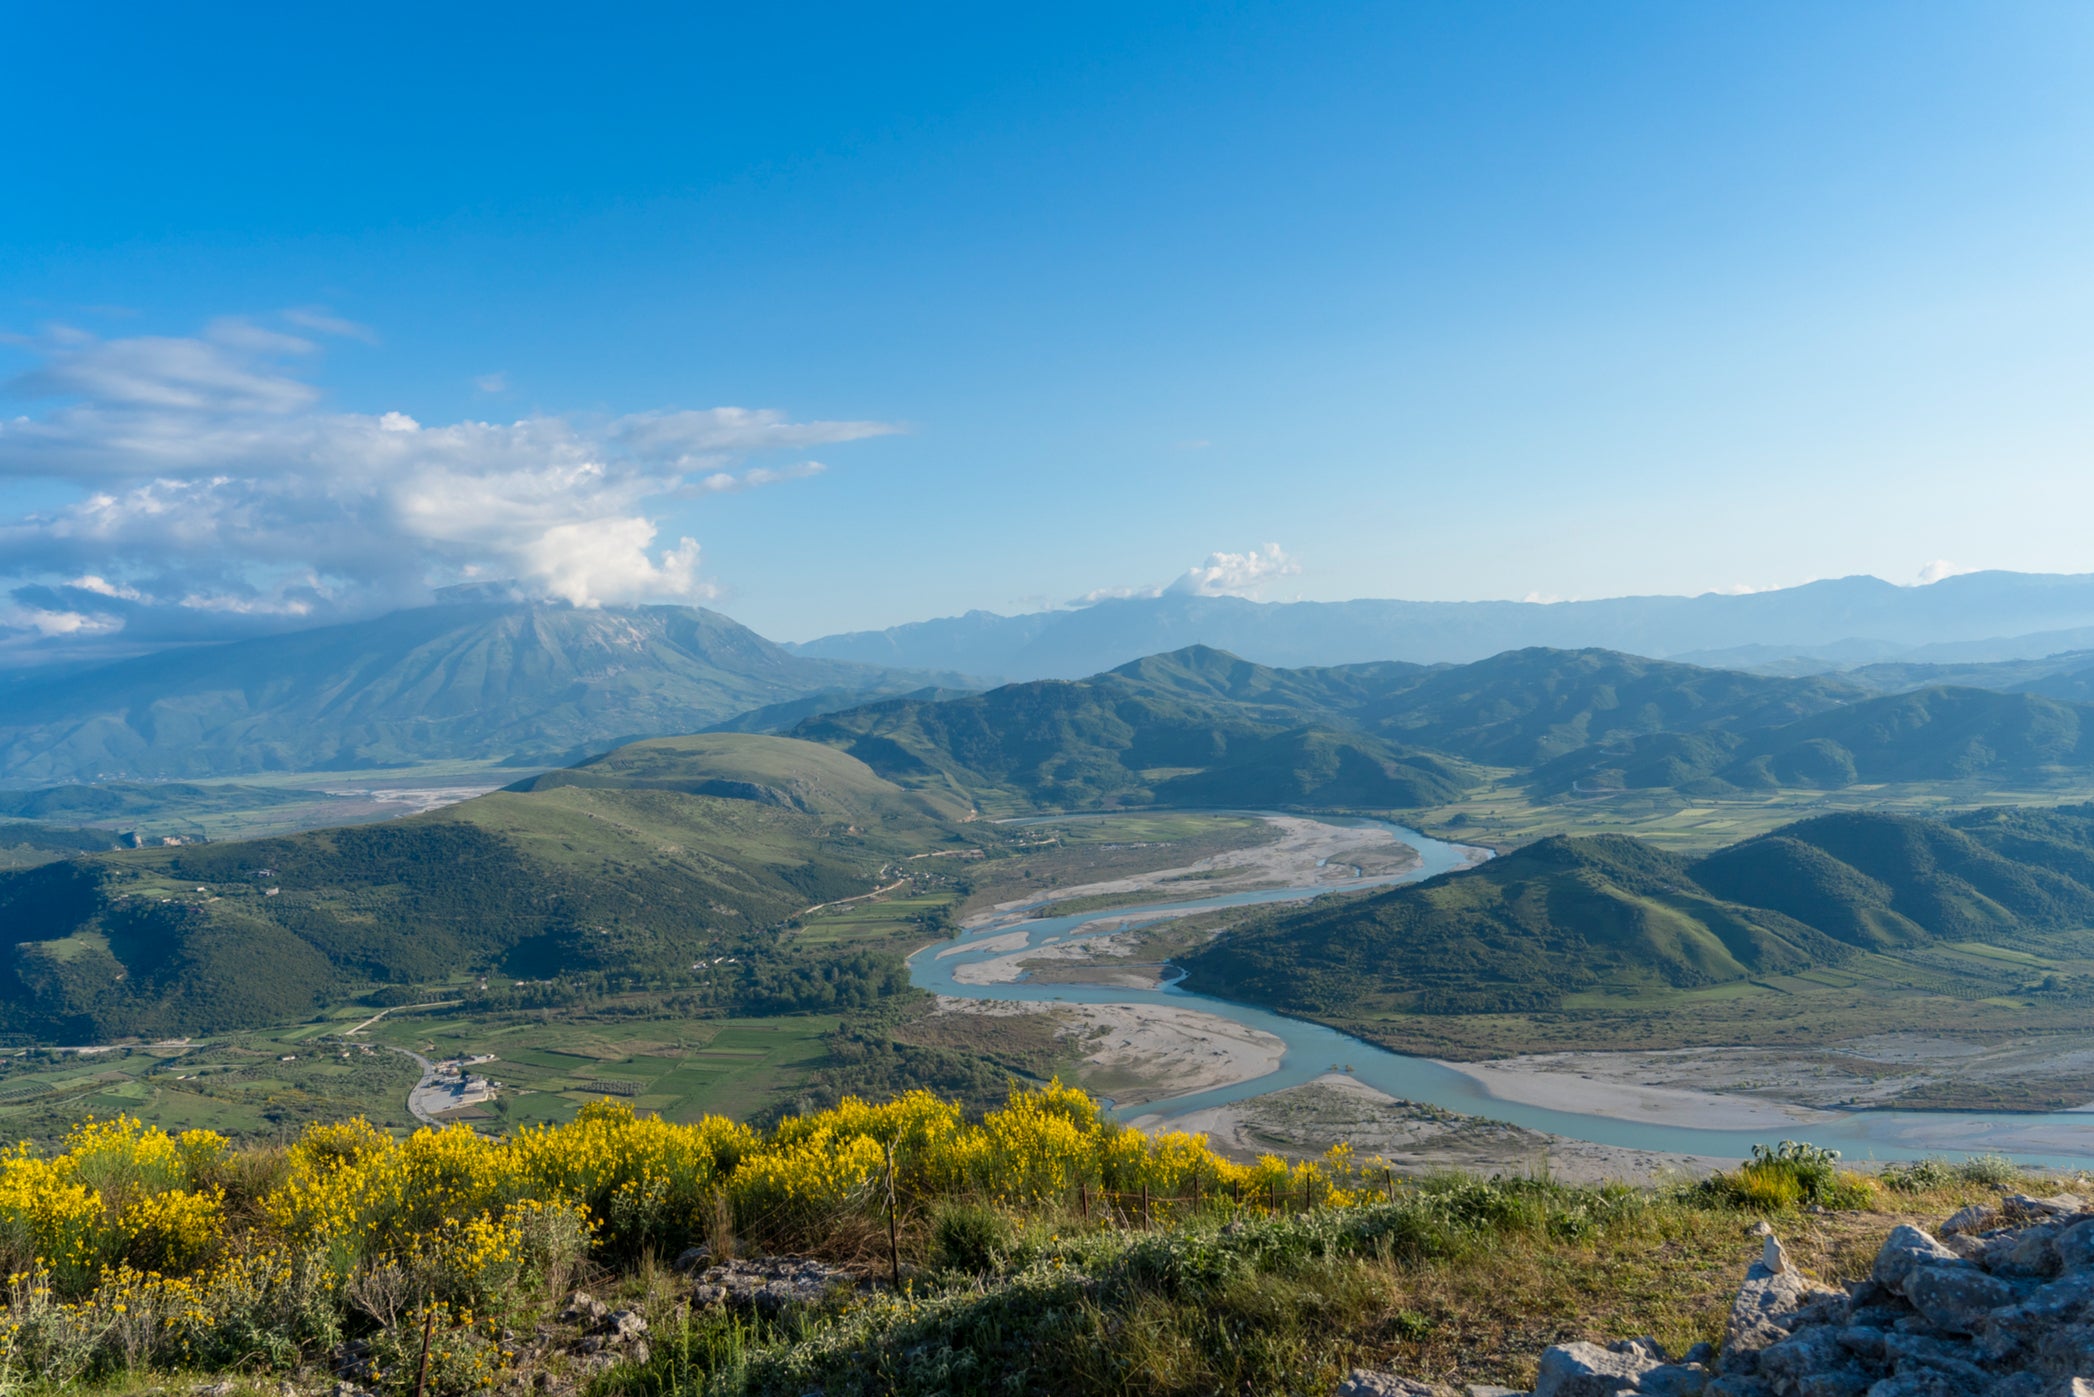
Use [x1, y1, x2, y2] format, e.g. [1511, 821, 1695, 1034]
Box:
[1073, 543, 1301, 606]
[0, 316, 898, 656]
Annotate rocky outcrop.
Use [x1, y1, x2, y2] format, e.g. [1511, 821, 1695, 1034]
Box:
[1339, 1194, 2094, 1397]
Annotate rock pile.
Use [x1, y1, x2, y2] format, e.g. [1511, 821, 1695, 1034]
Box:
[686, 1256, 860, 1314]
[557, 1292, 651, 1367]
[1340, 1194, 2094, 1396]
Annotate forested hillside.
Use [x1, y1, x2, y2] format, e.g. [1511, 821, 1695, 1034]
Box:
[1536, 686, 2094, 794]
[1178, 806, 2094, 1018]
[788, 644, 1868, 813]
[0, 735, 958, 1039]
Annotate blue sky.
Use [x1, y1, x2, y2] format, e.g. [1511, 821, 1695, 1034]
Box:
[4, 2, 2093, 650]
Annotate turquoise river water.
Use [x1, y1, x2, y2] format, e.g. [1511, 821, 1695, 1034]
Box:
[908, 816, 2094, 1168]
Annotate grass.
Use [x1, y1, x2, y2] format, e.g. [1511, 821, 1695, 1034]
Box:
[606, 1167, 2049, 1397]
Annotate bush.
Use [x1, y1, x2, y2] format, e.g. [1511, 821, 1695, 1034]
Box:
[1957, 1154, 2021, 1188]
[931, 1202, 1019, 1276]
[1696, 1141, 1874, 1212]
[1878, 1158, 1959, 1194]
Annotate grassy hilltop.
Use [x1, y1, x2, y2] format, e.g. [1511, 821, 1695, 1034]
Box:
[0, 1083, 2053, 1397]
[0, 735, 964, 1041]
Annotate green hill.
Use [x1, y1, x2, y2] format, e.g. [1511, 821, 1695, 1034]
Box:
[1533, 685, 2094, 794]
[1178, 834, 1844, 1016]
[0, 600, 949, 781]
[791, 645, 1468, 812]
[1179, 806, 2094, 1018]
[1351, 647, 1858, 765]
[0, 735, 958, 1039]
[791, 644, 1867, 812]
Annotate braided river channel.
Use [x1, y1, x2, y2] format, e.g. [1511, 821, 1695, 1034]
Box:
[908, 815, 2094, 1168]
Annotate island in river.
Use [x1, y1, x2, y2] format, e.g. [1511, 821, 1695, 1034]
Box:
[916, 812, 2094, 1177]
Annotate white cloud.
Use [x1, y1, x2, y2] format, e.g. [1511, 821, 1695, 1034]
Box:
[282, 306, 379, 344]
[69, 574, 142, 599]
[474, 371, 509, 394]
[1071, 544, 1303, 607]
[1165, 543, 1301, 598]
[1916, 559, 1979, 585]
[0, 319, 899, 651]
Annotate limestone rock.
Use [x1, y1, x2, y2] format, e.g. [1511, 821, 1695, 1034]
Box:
[1636, 1365, 1711, 1396]
[1333, 1371, 1451, 1397]
[1531, 1340, 1662, 1396]
[689, 1255, 856, 1313]
[1868, 1226, 1959, 1295]
[1722, 1260, 1841, 1372]
[1900, 1263, 2021, 1333]
[1938, 1204, 1998, 1237]
[2055, 1219, 2094, 1272]
[1753, 1325, 1864, 1395]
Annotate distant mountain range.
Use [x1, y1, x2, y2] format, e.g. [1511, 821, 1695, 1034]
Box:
[792, 571, 2094, 677]
[0, 601, 962, 783]
[11, 572, 2094, 792]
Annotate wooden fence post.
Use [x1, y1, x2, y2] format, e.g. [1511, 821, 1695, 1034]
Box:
[884, 1141, 901, 1290]
[413, 1304, 436, 1397]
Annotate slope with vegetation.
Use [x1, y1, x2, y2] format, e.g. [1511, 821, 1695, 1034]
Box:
[788, 643, 1871, 815]
[0, 1084, 2043, 1397]
[0, 735, 962, 1040]
[1534, 685, 2094, 795]
[790, 645, 1470, 812]
[1179, 805, 2094, 1023]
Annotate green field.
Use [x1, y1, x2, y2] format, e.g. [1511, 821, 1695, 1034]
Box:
[363, 1008, 846, 1126]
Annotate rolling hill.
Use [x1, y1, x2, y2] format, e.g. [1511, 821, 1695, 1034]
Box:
[1178, 835, 1848, 1016]
[1346, 647, 1858, 765]
[0, 734, 960, 1039]
[789, 644, 1862, 811]
[0, 600, 957, 782]
[1534, 686, 2094, 794]
[1181, 804, 2094, 1022]
[1177, 808, 2094, 1019]
[789, 646, 1469, 812]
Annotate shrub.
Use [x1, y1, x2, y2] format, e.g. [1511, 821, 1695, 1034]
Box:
[931, 1202, 1019, 1276]
[1696, 1141, 1874, 1212]
[1956, 1154, 2021, 1188]
[1878, 1158, 1959, 1194]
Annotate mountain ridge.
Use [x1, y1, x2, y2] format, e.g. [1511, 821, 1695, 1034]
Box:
[791, 571, 2094, 678]
[0, 601, 965, 783]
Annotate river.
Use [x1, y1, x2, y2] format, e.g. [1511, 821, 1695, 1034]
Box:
[909, 815, 2094, 1167]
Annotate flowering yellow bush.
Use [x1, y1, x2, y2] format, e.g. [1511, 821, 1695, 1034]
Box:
[0, 1086, 1387, 1383]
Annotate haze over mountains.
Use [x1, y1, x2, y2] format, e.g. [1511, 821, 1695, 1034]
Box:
[12, 572, 2094, 793]
[791, 571, 2094, 677]
[0, 600, 959, 783]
